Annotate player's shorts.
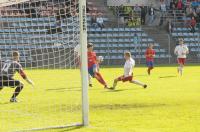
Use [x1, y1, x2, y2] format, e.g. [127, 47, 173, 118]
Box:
[0, 76, 22, 88]
[117, 75, 133, 82]
[177, 58, 186, 65]
[88, 64, 97, 77]
[146, 61, 154, 67]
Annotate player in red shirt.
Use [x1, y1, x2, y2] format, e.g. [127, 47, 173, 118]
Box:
[87, 43, 109, 89]
[145, 44, 156, 75]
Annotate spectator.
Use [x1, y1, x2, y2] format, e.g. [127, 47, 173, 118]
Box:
[91, 13, 98, 28]
[160, 1, 167, 13]
[148, 5, 156, 25]
[167, 20, 173, 33]
[134, 4, 141, 12]
[190, 16, 196, 33]
[96, 13, 105, 29]
[170, 0, 177, 10]
[177, 0, 183, 10]
[141, 5, 147, 25]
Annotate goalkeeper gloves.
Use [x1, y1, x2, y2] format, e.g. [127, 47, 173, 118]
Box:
[25, 78, 35, 88]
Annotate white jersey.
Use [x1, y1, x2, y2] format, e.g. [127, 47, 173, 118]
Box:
[174, 44, 189, 58]
[124, 58, 135, 77]
[74, 44, 80, 57]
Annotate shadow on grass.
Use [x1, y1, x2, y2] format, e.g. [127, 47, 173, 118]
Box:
[0, 102, 11, 105]
[103, 88, 140, 93]
[46, 87, 107, 92]
[90, 103, 168, 110]
[57, 126, 83, 132]
[46, 87, 81, 91]
[159, 76, 177, 79]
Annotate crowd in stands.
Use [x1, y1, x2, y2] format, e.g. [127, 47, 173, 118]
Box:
[86, 2, 106, 29]
[169, 0, 200, 33]
[101, 0, 200, 32]
[0, 0, 78, 18]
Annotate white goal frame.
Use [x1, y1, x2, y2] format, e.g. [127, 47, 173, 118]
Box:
[13, 0, 89, 131]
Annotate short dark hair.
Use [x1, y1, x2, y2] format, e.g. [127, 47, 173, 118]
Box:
[87, 43, 93, 48]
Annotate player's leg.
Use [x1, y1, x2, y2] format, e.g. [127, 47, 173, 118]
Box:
[177, 58, 184, 76]
[88, 64, 108, 88]
[0, 77, 3, 91]
[88, 75, 92, 87]
[130, 79, 147, 88]
[147, 61, 154, 75]
[9, 80, 24, 102]
[94, 72, 108, 88]
[92, 65, 108, 88]
[179, 59, 185, 76]
[111, 75, 128, 90]
[111, 77, 120, 89]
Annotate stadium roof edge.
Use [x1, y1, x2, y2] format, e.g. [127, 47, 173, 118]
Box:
[0, 0, 30, 8]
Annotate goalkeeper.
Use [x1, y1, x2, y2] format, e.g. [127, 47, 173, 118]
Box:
[0, 51, 34, 102]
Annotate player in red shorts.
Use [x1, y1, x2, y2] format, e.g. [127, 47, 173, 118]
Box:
[111, 52, 147, 90]
[145, 44, 155, 75]
[174, 38, 189, 76]
[87, 43, 109, 89]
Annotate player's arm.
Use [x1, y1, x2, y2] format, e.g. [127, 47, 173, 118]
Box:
[19, 69, 34, 86]
[145, 50, 149, 57]
[186, 46, 189, 54]
[126, 62, 133, 76]
[153, 50, 156, 56]
[174, 47, 178, 55]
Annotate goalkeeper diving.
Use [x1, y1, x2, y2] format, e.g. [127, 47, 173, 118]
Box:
[0, 51, 34, 102]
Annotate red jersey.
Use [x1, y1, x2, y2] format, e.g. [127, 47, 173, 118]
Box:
[145, 48, 155, 61]
[88, 51, 97, 68]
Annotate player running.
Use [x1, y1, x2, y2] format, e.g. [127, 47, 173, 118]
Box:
[0, 51, 34, 102]
[111, 52, 147, 90]
[87, 43, 109, 89]
[174, 38, 189, 76]
[145, 44, 156, 75]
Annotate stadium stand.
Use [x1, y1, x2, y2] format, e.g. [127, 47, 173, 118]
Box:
[1, 0, 200, 65]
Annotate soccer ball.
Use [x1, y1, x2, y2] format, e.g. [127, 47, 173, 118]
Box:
[98, 56, 104, 62]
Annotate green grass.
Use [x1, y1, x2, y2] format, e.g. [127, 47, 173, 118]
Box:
[1, 66, 200, 132]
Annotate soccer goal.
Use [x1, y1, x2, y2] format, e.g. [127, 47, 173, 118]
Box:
[0, 0, 88, 131]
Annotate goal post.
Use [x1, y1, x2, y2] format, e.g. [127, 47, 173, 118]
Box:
[79, 0, 89, 126]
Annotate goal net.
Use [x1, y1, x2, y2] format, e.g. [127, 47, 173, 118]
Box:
[0, 0, 88, 131]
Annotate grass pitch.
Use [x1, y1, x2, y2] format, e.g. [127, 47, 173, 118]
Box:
[0, 65, 200, 132]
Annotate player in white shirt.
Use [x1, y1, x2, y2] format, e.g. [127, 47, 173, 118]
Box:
[111, 52, 147, 89]
[174, 38, 189, 76]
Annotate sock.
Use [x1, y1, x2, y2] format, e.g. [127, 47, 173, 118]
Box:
[11, 85, 24, 99]
[88, 75, 92, 85]
[147, 68, 150, 75]
[148, 67, 153, 75]
[179, 66, 183, 76]
[177, 67, 180, 73]
[95, 72, 107, 86]
[113, 80, 118, 88]
[131, 80, 145, 87]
